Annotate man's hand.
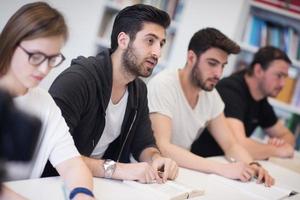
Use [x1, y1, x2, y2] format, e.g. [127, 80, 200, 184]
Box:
[249, 163, 274, 187]
[268, 137, 285, 147]
[274, 143, 294, 158]
[120, 162, 162, 183]
[220, 161, 255, 182]
[151, 156, 178, 183]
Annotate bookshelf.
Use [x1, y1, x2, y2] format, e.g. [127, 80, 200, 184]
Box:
[233, 0, 300, 112]
[268, 98, 300, 116]
[95, 0, 184, 75]
[233, 0, 300, 146]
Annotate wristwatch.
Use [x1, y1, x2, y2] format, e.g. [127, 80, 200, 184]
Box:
[103, 159, 116, 179]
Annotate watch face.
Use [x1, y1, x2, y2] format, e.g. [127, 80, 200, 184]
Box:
[104, 159, 116, 178]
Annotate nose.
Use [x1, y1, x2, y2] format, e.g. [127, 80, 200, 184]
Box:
[279, 76, 286, 88]
[214, 65, 223, 79]
[37, 60, 51, 75]
[152, 42, 162, 59]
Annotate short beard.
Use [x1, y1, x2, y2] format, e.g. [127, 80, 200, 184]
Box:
[190, 63, 214, 91]
[122, 43, 152, 78]
[258, 80, 278, 98]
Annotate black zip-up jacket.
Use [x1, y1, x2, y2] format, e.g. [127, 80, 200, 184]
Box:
[49, 49, 156, 162]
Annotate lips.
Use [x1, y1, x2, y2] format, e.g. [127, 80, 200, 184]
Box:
[145, 58, 158, 67]
[31, 75, 44, 81]
[208, 78, 219, 85]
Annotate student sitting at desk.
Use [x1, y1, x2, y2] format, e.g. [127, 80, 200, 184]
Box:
[0, 2, 94, 200]
[148, 28, 274, 186]
[46, 4, 178, 184]
[192, 46, 295, 160]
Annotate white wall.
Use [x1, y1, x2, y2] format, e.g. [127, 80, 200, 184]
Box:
[0, 0, 104, 89]
[0, 0, 247, 89]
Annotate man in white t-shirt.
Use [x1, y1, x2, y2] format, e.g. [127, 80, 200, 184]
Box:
[147, 28, 274, 186]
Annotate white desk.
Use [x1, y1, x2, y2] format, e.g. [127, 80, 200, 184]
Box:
[4, 169, 253, 200]
[269, 151, 300, 174]
[5, 159, 300, 200]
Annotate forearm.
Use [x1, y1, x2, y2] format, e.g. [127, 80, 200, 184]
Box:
[279, 132, 295, 147]
[82, 156, 105, 177]
[0, 185, 27, 200]
[82, 156, 139, 181]
[157, 142, 225, 175]
[138, 147, 161, 163]
[224, 143, 253, 163]
[56, 157, 93, 191]
[240, 138, 277, 160]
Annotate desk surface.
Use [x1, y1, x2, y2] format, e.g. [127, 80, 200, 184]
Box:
[269, 151, 300, 174]
[4, 169, 255, 200]
[5, 155, 300, 200]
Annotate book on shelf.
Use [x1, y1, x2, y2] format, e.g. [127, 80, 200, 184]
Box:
[209, 174, 294, 200]
[254, 0, 300, 15]
[242, 14, 300, 61]
[123, 180, 204, 200]
[248, 16, 266, 47]
[291, 77, 300, 106]
[275, 76, 296, 103]
[286, 114, 300, 150]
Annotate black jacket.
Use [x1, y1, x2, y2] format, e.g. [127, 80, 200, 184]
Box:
[49, 49, 156, 162]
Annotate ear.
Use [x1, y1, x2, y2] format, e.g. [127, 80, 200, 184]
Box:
[253, 63, 264, 77]
[187, 50, 197, 67]
[117, 32, 130, 50]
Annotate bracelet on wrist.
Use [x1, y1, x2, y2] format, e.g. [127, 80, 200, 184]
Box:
[249, 161, 261, 167]
[69, 187, 94, 199]
[150, 149, 162, 162]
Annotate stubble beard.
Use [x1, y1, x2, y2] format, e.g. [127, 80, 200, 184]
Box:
[122, 44, 153, 78]
[191, 65, 214, 92]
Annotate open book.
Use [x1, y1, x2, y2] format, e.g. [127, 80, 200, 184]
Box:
[209, 174, 294, 200]
[123, 180, 204, 200]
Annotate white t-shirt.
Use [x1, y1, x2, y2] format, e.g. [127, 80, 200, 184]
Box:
[91, 90, 128, 159]
[147, 69, 224, 150]
[13, 87, 79, 178]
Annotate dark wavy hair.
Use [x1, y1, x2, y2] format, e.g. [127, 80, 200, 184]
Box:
[110, 4, 170, 53]
[188, 27, 240, 57]
[247, 46, 291, 75]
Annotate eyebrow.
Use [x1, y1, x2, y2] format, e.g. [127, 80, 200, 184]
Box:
[207, 58, 228, 65]
[28, 49, 61, 57]
[277, 72, 288, 76]
[145, 33, 166, 44]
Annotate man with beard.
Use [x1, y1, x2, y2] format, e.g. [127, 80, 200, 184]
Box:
[147, 28, 274, 186]
[192, 46, 295, 160]
[46, 4, 178, 184]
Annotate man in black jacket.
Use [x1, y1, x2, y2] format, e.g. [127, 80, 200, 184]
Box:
[47, 4, 178, 183]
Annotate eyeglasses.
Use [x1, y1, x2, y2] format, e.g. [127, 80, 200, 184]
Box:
[18, 45, 65, 68]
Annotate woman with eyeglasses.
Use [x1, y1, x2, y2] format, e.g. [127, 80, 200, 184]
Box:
[0, 2, 94, 200]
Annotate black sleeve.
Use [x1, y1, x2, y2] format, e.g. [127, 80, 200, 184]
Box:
[259, 100, 278, 128]
[131, 83, 157, 161]
[217, 83, 246, 121]
[49, 67, 89, 133]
